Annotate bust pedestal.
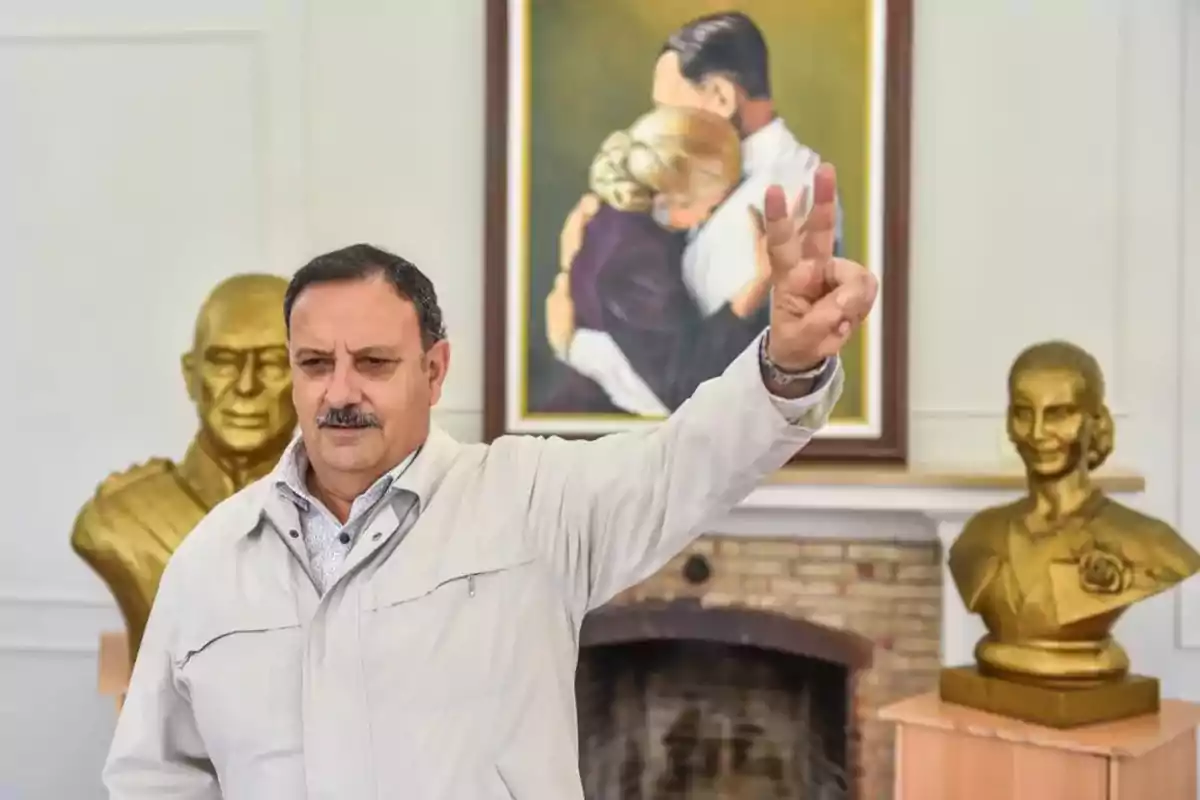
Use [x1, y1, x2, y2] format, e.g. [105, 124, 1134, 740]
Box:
[879, 692, 1200, 800]
[939, 665, 1160, 728]
[98, 630, 130, 713]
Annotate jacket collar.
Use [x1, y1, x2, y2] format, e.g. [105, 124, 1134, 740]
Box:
[243, 425, 463, 537]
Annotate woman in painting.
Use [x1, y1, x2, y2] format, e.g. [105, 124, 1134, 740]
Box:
[540, 105, 773, 416]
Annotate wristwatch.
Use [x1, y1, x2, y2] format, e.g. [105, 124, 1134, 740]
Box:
[759, 333, 827, 386]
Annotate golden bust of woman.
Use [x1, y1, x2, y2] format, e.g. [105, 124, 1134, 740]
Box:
[945, 340, 1200, 724]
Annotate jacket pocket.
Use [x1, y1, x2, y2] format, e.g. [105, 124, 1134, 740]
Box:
[368, 546, 538, 610]
[173, 610, 303, 764]
[176, 613, 299, 670]
[492, 765, 517, 799]
[362, 552, 540, 710]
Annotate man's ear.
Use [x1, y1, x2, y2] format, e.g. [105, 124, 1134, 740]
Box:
[700, 75, 739, 120]
[181, 351, 199, 403]
[424, 339, 451, 406]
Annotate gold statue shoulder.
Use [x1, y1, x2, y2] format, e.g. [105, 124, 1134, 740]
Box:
[71, 458, 200, 552]
[952, 502, 1019, 550]
[95, 458, 174, 497]
[946, 503, 1017, 610]
[1092, 501, 1200, 585]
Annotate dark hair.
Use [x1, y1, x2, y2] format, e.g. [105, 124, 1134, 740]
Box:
[662, 11, 771, 100]
[284, 243, 446, 349]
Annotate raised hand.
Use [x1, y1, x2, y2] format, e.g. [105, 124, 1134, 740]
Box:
[761, 163, 878, 371]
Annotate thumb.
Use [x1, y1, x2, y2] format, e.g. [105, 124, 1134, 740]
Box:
[801, 292, 853, 344]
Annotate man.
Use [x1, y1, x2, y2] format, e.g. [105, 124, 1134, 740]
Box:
[103, 165, 876, 799]
[553, 11, 844, 415]
[71, 274, 296, 664]
[652, 10, 844, 309]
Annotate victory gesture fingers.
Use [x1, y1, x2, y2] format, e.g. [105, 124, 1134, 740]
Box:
[762, 163, 878, 372]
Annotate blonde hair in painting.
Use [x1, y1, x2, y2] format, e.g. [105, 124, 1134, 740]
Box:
[587, 106, 742, 213]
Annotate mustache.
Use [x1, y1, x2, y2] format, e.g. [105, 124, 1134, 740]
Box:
[317, 406, 381, 429]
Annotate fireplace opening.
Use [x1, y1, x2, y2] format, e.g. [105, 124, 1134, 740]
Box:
[576, 600, 873, 800]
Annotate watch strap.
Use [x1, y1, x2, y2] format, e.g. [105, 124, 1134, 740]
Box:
[759, 334, 827, 385]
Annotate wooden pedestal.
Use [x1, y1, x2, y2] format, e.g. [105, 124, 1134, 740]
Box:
[98, 630, 130, 713]
[879, 692, 1200, 800]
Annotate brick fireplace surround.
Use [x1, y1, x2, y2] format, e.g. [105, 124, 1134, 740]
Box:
[571, 467, 1145, 800]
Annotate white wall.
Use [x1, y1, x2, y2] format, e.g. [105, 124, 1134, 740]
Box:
[0, 1, 1196, 797]
[0, 1, 310, 796]
[1179, 0, 1200, 654]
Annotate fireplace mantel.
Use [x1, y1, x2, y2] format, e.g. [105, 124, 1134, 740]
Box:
[719, 464, 1147, 677]
[741, 464, 1144, 514]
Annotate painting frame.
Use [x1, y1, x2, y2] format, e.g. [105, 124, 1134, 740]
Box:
[483, 0, 913, 463]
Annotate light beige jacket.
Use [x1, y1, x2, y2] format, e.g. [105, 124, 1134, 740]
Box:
[102, 340, 843, 800]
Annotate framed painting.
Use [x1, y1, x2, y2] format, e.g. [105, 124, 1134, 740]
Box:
[484, 0, 912, 461]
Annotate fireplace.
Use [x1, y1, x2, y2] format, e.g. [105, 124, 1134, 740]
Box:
[575, 536, 943, 799]
[577, 599, 872, 799]
[563, 467, 1145, 798]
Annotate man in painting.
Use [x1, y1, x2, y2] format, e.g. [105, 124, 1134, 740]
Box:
[651, 10, 845, 309]
[550, 10, 843, 416]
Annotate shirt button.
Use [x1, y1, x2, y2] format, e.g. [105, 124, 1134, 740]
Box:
[288, 529, 300, 539]
[372, 532, 383, 541]
[338, 532, 351, 545]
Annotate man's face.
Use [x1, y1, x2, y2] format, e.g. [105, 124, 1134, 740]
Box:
[652, 52, 738, 121]
[184, 292, 296, 456]
[288, 275, 449, 478]
[1007, 368, 1091, 479]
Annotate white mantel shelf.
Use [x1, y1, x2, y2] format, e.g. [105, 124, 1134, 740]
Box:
[737, 464, 1145, 517]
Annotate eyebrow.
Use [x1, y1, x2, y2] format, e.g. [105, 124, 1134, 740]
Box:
[350, 346, 400, 359]
[292, 347, 332, 360]
[291, 346, 400, 359]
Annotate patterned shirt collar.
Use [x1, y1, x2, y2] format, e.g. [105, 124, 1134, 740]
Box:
[274, 437, 419, 513]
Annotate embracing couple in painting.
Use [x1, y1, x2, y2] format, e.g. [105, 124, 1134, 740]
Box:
[541, 10, 843, 418]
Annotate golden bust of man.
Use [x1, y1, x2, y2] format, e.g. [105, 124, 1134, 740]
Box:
[71, 274, 297, 663]
[942, 340, 1200, 727]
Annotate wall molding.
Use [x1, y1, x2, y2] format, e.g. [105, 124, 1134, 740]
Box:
[0, 590, 112, 608]
[0, 640, 104, 656]
[910, 407, 1131, 420]
[430, 406, 1134, 420]
[1177, 0, 1200, 651]
[0, 27, 262, 43]
[0, 590, 117, 655]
